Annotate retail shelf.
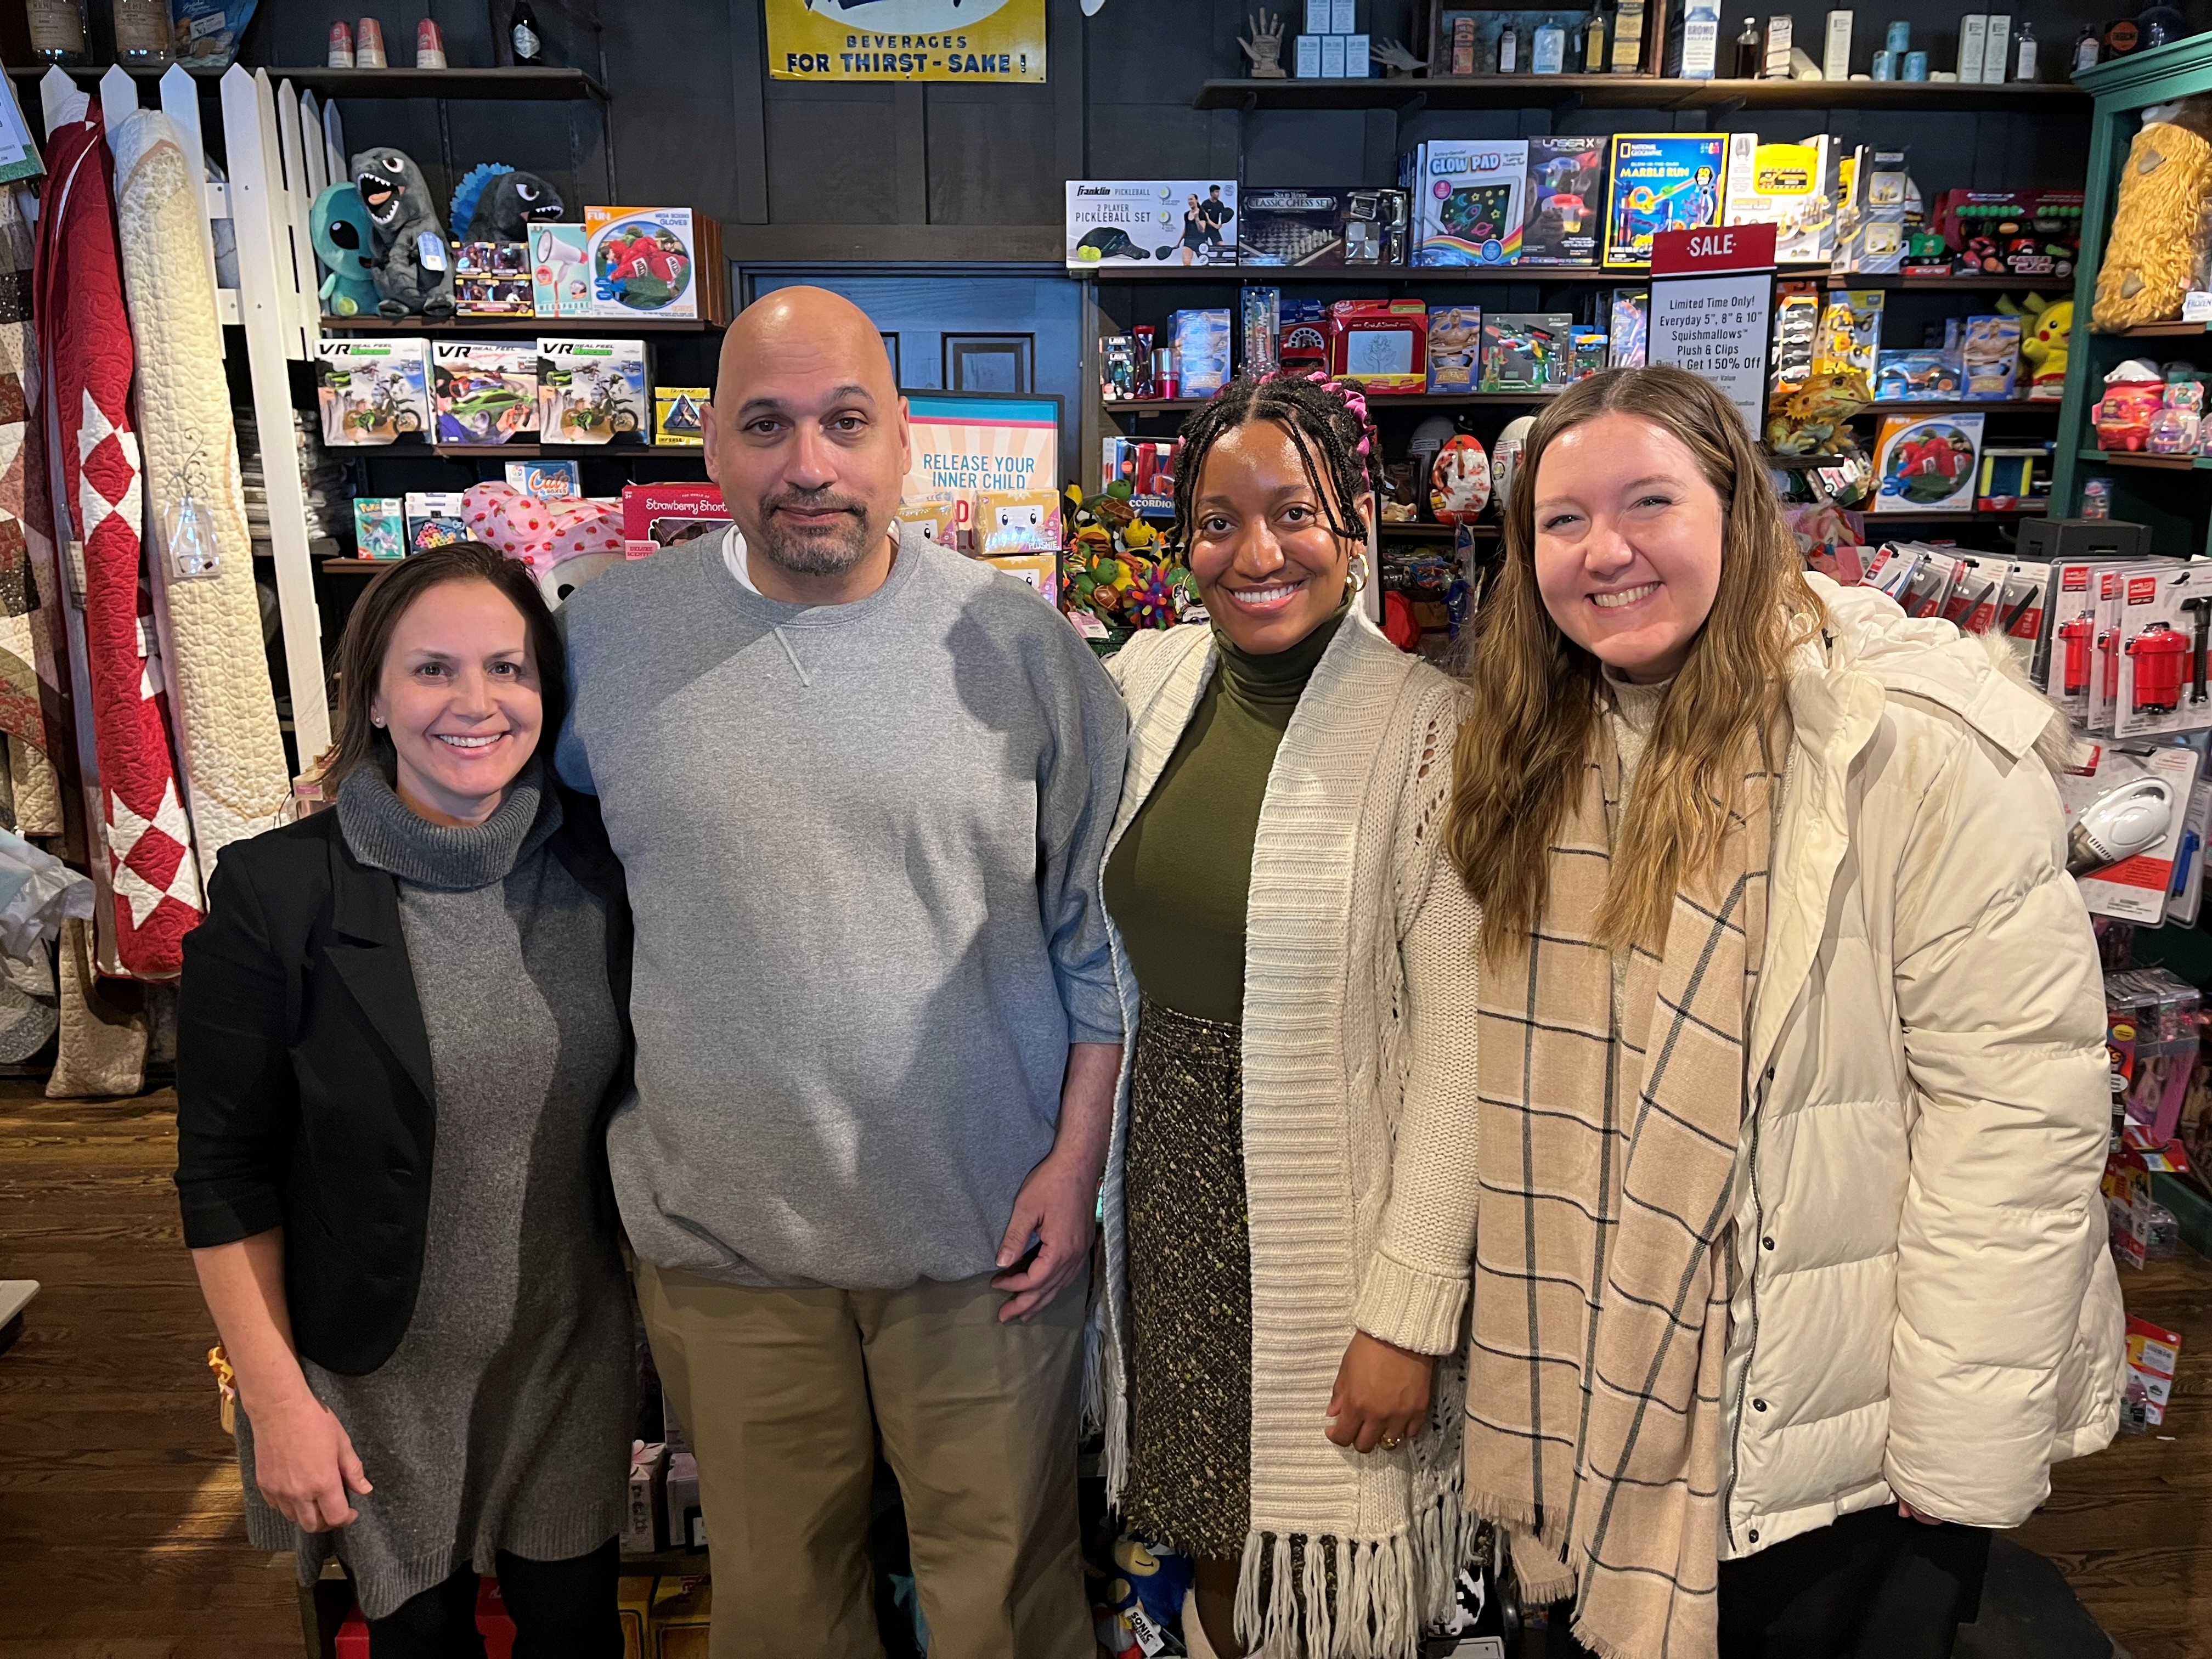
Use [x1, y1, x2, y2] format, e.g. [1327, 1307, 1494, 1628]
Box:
[1378, 521, 1499, 538]
[5, 62, 610, 103]
[319, 315, 720, 334]
[318, 559, 398, 575]
[417, 442, 680, 458]
[1077, 265, 2069, 290]
[2096, 320, 2212, 337]
[1866, 507, 2047, 520]
[1192, 75, 2088, 114]
[2078, 448, 2212, 470]
[1103, 391, 1563, 413]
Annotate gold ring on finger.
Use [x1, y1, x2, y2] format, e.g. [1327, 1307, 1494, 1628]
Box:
[1380, 1435, 1403, 1450]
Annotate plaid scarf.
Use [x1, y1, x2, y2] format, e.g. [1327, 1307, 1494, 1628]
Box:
[1464, 708, 1778, 1659]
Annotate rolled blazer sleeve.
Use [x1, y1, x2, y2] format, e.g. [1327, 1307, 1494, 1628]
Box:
[173, 855, 300, 1248]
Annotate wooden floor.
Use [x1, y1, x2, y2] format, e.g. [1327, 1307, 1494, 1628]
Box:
[0, 1080, 2207, 1658]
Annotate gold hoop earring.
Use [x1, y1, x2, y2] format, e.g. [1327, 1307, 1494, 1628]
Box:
[1347, 551, 1370, 596]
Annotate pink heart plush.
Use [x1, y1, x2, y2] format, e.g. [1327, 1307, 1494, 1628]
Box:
[460, 482, 624, 575]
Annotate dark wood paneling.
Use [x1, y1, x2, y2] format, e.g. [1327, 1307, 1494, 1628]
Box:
[927, 85, 1060, 225]
[764, 82, 902, 223]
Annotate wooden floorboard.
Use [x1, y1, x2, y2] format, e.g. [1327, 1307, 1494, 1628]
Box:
[2, 1080, 2209, 1655]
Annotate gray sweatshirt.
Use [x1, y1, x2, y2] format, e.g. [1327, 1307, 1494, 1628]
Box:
[558, 523, 1127, 1290]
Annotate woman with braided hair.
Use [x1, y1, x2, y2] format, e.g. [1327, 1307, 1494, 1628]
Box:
[1091, 371, 1484, 1657]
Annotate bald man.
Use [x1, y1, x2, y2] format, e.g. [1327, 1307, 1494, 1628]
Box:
[557, 289, 1122, 1658]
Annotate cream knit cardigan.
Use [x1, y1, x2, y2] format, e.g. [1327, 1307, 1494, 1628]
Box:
[1094, 611, 1483, 1659]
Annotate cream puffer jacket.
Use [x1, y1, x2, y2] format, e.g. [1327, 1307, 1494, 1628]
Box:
[1721, 574, 2126, 1561]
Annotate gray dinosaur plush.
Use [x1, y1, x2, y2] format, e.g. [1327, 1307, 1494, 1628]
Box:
[470, 170, 565, 241]
[351, 148, 455, 320]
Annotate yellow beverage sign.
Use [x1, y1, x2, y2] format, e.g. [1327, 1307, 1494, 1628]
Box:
[767, 0, 1046, 82]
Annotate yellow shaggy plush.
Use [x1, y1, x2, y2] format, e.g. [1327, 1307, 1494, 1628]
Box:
[2094, 119, 2212, 331]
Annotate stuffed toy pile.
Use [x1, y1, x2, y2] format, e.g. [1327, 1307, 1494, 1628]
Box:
[1059, 481, 1199, 650]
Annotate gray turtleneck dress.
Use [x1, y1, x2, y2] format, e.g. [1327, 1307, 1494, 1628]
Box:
[236, 762, 634, 1620]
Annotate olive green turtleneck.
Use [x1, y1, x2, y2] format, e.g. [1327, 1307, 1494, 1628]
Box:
[1104, 605, 1349, 1025]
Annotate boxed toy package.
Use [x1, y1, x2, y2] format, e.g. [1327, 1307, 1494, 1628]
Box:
[1102, 438, 1178, 517]
[353, 496, 404, 560]
[2172, 779, 2212, 927]
[1602, 133, 1727, 268]
[2113, 563, 2212, 740]
[1427, 306, 1483, 392]
[1570, 326, 1608, 382]
[538, 338, 647, 444]
[1815, 290, 1884, 378]
[1874, 349, 1961, 402]
[1171, 308, 1233, 398]
[1400, 139, 1530, 267]
[506, 459, 581, 500]
[1328, 299, 1427, 393]
[1962, 314, 2023, 399]
[1277, 297, 1330, 376]
[432, 341, 537, 444]
[1998, 560, 2051, 648]
[403, 492, 471, 554]
[317, 338, 430, 445]
[981, 551, 1059, 603]
[1237, 186, 1408, 266]
[2059, 739, 2199, 923]
[895, 499, 956, 551]
[530, 223, 592, 319]
[2125, 1316, 2182, 1427]
[1721, 134, 1837, 264]
[1944, 553, 2012, 633]
[1240, 284, 1282, 376]
[1609, 289, 1649, 369]
[453, 240, 533, 318]
[621, 482, 729, 560]
[977, 490, 1063, 556]
[1833, 146, 1910, 274]
[1871, 414, 1982, 513]
[584, 206, 699, 319]
[1933, 188, 2084, 280]
[1521, 137, 1608, 267]
[1065, 181, 1239, 268]
[1482, 313, 1574, 392]
[654, 386, 707, 447]
[1770, 280, 1820, 396]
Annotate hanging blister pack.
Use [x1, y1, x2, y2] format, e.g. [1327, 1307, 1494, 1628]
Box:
[161, 458, 222, 582]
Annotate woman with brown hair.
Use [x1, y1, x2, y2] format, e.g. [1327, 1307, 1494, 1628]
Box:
[175, 542, 634, 1656]
[1447, 365, 2123, 1659]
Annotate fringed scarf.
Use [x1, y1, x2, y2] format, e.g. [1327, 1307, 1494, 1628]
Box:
[1464, 709, 1779, 1659]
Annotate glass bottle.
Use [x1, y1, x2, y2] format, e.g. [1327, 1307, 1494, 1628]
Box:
[1732, 16, 1762, 75]
[1585, 6, 1609, 70]
[25, 0, 86, 64]
[1498, 22, 1520, 72]
[2012, 18, 2038, 79]
[111, 0, 171, 65]
[1533, 16, 1566, 72]
[510, 0, 544, 64]
[2072, 22, 2100, 71]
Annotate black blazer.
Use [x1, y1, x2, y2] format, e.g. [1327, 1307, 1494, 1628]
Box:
[173, 785, 633, 1376]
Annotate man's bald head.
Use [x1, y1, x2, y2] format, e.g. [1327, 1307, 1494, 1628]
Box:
[702, 287, 911, 600]
[715, 286, 896, 407]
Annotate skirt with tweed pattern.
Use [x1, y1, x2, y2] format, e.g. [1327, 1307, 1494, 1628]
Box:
[1122, 995, 1254, 1562]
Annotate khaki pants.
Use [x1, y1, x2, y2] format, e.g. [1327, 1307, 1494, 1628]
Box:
[635, 1260, 1092, 1659]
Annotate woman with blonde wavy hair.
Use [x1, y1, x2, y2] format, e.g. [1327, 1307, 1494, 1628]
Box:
[1447, 365, 2124, 1659]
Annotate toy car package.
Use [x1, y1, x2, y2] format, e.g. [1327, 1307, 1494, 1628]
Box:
[1871, 413, 1982, 514]
[1874, 348, 1962, 403]
[1238, 186, 1408, 267]
[1770, 279, 1821, 396]
[584, 206, 699, 319]
[538, 338, 647, 445]
[1602, 133, 1727, 268]
[1721, 133, 1836, 264]
[1520, 137, 1607, 266]
[1427, 306, 1483, 392]
[1400, 139, 1530, 267]
[1066, 180, 1239, 269]
[1481, 312, 1573, 392]
[433, 341, 538, 444]
[316, 337, 430, 446]
[1815, 290, 1885, 379]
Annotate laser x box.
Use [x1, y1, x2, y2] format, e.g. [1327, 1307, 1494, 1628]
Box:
[1520, 136, 1609, 267]
[1400, 139, 1530, 267]
[1602, 133, 1729, 268]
